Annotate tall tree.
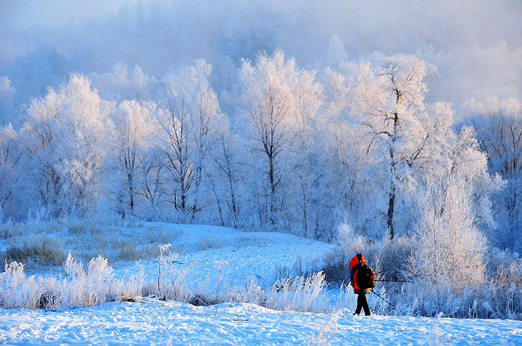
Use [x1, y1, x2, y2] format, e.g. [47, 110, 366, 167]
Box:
[20, 73, 111, 218]
[465, 97, 522, 249]
[409, 126, 502, 292]
[357, 55, 440, 239]
[238, 49, 322, 231]
[320, 64, 385, 239]
[0, 124, 22, 220]
[156, 60, 225, 222]
[208, 130, 243, 228]
[106, 99, 157, 218]
[290, 66, 323, 237]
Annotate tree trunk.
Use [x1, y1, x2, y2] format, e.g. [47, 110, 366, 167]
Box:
[387, 185, 395, 240]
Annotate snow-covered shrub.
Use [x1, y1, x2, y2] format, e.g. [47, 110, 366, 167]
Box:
[478, 251, 522, 319]
[365, 237, 412, 283]
[0, 220, 23, 239]
[153, 244, 192, 302]
[62, 253, 118, 306]
[35, 276, 65, 309]
[336, 221, 367, 255]
[149, 260, 335, 313]
[266, 272, 329, 313]
[87, 255, 116, 304]
[408, 179, 487, 296]
[0, 261, 39, 308]
[0, 252, 144, 309]
[0, 261, 66, 309]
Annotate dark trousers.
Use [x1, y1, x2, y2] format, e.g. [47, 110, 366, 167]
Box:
[355, 293, 370, 316]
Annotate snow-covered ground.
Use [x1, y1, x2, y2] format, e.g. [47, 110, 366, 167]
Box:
[2, 299, 522, 345]
[118, 223, 334, 287]
[1, 223, 522, 345]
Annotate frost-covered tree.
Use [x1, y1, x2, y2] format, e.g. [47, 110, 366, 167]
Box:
[408, 126, 502, 291]
[0, 124, 22, 220]
[373, 56, 433, 239]
[106, 99, 157, 218]
[20, 74, 111, 218]
[287, 63, 323, 236]
[320, 64, 385, 239]
[465, 97, 522, 250]
[353, 55, 444, 239]
[238, 49, 322, 232]
[206, 127, 244, 228]
[320, 56, 448, 240]
[0, 77, 15, 125]
[410, 179, 488, 292]
[155, 60, 225, 222]
[89, 63, 159, 102]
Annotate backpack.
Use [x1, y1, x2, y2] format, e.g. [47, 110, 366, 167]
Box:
[357, 264, 374, 289]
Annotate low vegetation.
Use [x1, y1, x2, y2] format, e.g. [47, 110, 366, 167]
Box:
[1, 219, 521, 320]
[0, 219, 178, 271]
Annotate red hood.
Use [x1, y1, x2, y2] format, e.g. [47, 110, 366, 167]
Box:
[349, 254, 366, 268]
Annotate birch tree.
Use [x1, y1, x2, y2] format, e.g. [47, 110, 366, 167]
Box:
[106, 99, 157, 218]
[0, 124, 22, 220]
[355, 55, 443, 239]
[156, 60, 225, 222]
[238, 49, 322, 231]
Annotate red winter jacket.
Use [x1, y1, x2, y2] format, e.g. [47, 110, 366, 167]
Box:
[349, 253, 375, 294]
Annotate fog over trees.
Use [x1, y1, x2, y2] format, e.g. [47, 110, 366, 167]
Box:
[1, 0, 522, 285]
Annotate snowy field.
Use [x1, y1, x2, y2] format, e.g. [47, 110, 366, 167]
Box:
[117, 223, 334, 288]
[1, 223, 522, 345]
[2, 299, 522, 345]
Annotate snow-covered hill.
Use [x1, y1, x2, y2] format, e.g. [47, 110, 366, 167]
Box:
[1, 223, 522, 345]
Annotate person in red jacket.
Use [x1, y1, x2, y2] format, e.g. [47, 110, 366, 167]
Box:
[349, 253, 375, 316]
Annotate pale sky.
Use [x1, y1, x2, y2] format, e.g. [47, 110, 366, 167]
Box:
[1, 0, 134, 28]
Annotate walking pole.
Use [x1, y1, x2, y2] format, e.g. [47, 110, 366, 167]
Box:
[374, 279, 410, 283]
[370, 289, 395, 308]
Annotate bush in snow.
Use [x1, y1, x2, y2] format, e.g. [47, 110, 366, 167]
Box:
[266, 272, 330, 313]
[62, 252, 118, 306]
[152, 244, 192, 302]
[336, 221, 367, 255]
[0, 261, 40, 308]
[0, 253, 143, 309]
[0, 219, 181, 271]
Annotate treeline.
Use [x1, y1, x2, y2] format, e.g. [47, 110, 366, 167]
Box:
[1, 50, 519, 250]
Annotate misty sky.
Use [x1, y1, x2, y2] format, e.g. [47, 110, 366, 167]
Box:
[1, 0, 521, 120]
[3, 0, 520, 46]
[1, 0, 132, 28]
